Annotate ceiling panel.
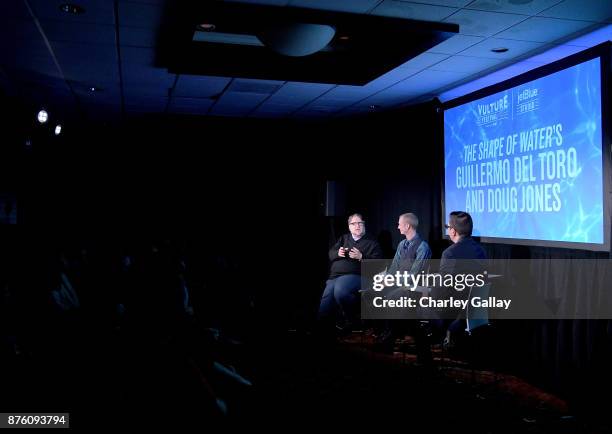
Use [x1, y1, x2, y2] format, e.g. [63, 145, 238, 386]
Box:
[224, 0, 291, 5]
[0, 1, 31, 20]
[53, 41, 120, 83]
[119, 26, 158, 47]
[4, 44, 62, 79]
[227, 78, 285, 94]
[458, 38, 546, 59]
[352, 89, 422, 108]
[266, 82, 334, 105]
[521, 43, 589, 63]
[411, 0, 472, 6]
[0, 19, 41, 43]
[118, 2, 164, 28]
[538, 0, 612, 22]
[301, 98, 358, 112]
[291, 0, 380, 13]
[429, 55, 504, 73]
[173, 76, 231, 98]
[0, 21, 49, 64]
[561, 24, 612, 46]
[360, 67, 421, 91]
[168, 97, 215, 114]
[14, 73, 70, 91]
[397, 52, 450, 69]
[214, 92, 271, 105]
[120, 47, 175, 85]
[124, 84, 171, 97]
[122, 66, 175, 86]
[1, 0, 610, 121]
[28, 0, 116, 25]
[439, 57, 548, 101]
[427, 34, 485, 54]
[443, 9, 527, 37]
[18, 81, 73, 100]
[467, 0, 563, 16]
[314, 86, 375, 102]
[495, 17, 597, 43]
[371, 1, 458, 21]
[41, 21, 116, 45]
[118, 0, 166, 5]
[209, 92, 270, 116]
[250, 103, 297, 117]
[361, 69, 472, 104]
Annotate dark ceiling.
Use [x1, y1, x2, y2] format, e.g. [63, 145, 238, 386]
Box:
[1, 0, 611, 123]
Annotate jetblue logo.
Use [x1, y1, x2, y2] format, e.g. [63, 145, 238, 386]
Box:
[516, 87, 539, 115]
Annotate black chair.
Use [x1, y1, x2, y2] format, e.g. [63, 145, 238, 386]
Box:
[464, 283, 496, 384]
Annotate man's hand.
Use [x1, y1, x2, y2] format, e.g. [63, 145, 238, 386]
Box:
[349, 247, 363, 260]
[338, 247, 348, 257]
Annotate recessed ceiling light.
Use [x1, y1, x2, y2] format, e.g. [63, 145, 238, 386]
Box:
[59, 3, 85, 14]
[37, 110, 48, 124]
[339, 35, 350, 41]
[491, 47, 509, 53]
[197, 23, 216, 31]
[55, 125, 62, 136]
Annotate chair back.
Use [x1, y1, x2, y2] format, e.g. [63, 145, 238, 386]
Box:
[465, 283, 492, 334]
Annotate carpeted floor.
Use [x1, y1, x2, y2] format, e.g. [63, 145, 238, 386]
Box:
[248, 331, 606, 433]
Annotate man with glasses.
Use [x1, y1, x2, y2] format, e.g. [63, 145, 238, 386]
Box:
[441, 211, 487, 279]
[435, 211, 488, 351]
[318, 213, 382, 336]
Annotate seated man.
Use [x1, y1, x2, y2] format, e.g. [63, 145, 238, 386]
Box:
[437, 211, 487, 345]
[410, 211, 487, 359]
[375, 213, 432, 350]
[387, 213, 432, 281]
[318, 213, 382, 334]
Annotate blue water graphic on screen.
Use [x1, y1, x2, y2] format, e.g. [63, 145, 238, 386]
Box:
[444, 57, 603, 244]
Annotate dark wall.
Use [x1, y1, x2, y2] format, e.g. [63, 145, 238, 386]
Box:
[7, 99, 612, 415]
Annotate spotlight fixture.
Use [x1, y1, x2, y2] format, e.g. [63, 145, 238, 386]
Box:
[197, 23, 216, 31]
[55, 125, 62, 136]
[37, 110, 48, 124]
[491, 47, 509, 53]
[59, 3, 85, 14]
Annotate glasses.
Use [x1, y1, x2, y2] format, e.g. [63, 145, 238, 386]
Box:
[349, 221, 365, 226]
[444, 224, 453, 229]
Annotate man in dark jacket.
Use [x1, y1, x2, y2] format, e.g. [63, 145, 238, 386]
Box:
[432, 211, 488, 353]
[318, 213, 382, 332]
[436, 210, 487, 297]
